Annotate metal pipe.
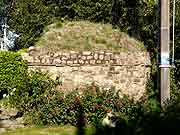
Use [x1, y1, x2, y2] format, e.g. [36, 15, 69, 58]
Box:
[172, 0, 176, 65]
[160, 0, 170, 106]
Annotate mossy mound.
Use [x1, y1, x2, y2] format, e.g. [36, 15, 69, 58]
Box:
[36, 21, 145, 52]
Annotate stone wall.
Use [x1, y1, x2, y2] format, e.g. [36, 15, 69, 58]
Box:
[22, 47, 151, 100]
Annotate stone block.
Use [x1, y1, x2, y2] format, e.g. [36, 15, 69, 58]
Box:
[73, 60, 78, 64]
[33, 56, 41, 63]
[72, 67, 79, 71]
[82, 56, 87, 60]
[78, 54, 82, 59]
[62, 56, 69, 60]
[70, 54, 78, 60]
[127, 71, 133, 77]
[49, 58, 54, 64]
[114, 54, 120, 59]
[104, 55, 111, 61]
[22, 53, 29, 60]
[113, 60, 118, 64]
[115, 59, 122, 65]
[109, 60, 115, 64]
[61, 60, 66, 64]
[110, 54, 115, 60]
[67, 60, 73, 65]
[99, 55, 104, 60]
[49, 52, 54, 57]
[96, 60, 102, 64]
[105, 60, 109, 65]
[94, 53, 99, 60]
[82, 51, 92, 55]
[105, 52, 113, 55]
[54, 58, 62, 64]
[133, 71, 144, 78]
[70, 51, 77, 54]
[79, 60, 85, 65]
[54, 53, 60, 57]
[63, 52, 70, 56]
[134, 78, 141, 83]
[99, 51, 105, 54]
[87, 56, 93, 60]
[62, 53, 70, 59]
[28, 46, 36, 52]
[120, 79, 126, 83]
[85, 60, 89, 64]
[90, 60, 96, 64]
[22, 53, 34, 63]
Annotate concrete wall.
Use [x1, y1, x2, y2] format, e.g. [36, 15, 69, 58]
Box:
[22, 47, 151, 100]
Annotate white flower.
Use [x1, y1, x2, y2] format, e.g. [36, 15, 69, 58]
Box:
[3, 94, 8, 98]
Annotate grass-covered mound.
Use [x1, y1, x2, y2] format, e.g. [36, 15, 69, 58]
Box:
[36, 21, 144, 52]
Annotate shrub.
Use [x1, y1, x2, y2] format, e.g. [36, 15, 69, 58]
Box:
[0, 51, 58, 115]
[0, 51, 28, 100]
[24, 85, 148, 126]
[9, 70, 58, 113]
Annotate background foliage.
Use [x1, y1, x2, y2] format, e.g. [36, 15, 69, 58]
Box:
[1, 1, 180, 133]
[6, 0, 157, 51]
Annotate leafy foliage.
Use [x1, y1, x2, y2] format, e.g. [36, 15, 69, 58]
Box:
[0, 51, 28, 99]
[0, 51, 57, 113]
[23, 86, 146, 126]
[7, 0, 158, 51]
[8, 0, 57, 49]
[9, 70, 57, 113]
[54, 0, 112, 22]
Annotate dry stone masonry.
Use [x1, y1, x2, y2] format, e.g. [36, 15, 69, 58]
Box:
[22, 47, 151, 100]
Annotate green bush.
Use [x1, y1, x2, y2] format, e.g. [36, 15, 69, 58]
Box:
[0, 51, 28, 99]
[9, 70, 58, 113]
[24, 85, 148, 126]
[0, 51, 57, 114]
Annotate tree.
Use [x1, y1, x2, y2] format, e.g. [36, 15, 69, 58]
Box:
[8, 0, 56, 49]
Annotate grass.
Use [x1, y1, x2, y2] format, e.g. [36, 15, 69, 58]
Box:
[1, 126, 95, 135]
[36, 20, 145, 52]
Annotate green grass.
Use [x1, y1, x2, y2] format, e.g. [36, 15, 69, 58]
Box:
[1, 126, 95, 135]
[36, 20, 145, 52]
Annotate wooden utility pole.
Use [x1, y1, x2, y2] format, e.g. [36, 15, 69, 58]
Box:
[160, 0, 171, 106]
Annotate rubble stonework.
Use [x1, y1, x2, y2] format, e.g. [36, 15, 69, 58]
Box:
[22, 47, 151, 100]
